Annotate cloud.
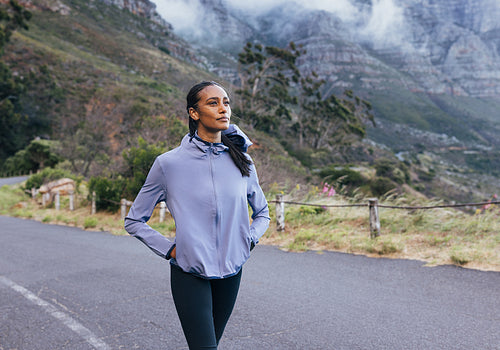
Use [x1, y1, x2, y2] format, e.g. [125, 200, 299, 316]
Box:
[302, 0, 359, 21]
[226, 0, 288, 15]
[360, 0, 407, 47]
[152, 0, 408, 47]
[153, 0, 204, 38]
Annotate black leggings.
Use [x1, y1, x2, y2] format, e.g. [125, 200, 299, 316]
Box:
[170, 264, 242, 350]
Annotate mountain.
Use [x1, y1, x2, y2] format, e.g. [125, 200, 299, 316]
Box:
[3, 0, 500, 201]
[154, 0, 500, 148]
[151, 0, 500, 199]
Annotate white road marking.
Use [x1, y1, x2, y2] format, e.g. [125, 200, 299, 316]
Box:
[0, 276, 110, 350]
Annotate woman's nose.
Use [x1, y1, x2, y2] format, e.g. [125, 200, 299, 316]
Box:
[219, 103, 228, 113]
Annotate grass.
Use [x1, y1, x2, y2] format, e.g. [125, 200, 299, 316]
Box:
[2, 182, 499, 271]
[263, 190, 500, 271]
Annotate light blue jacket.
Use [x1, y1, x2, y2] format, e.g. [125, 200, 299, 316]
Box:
[124, 125, 270, 279]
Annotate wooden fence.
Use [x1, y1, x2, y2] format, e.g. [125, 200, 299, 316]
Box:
[33, 189, 500, 238]
[117, 197, 169, 222]
[32, 190, 171, 223]
[271, 194, 500, 238]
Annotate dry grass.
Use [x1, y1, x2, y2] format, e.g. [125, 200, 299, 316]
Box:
[261, 193, 500, 272]
[2, 183, 499, 271]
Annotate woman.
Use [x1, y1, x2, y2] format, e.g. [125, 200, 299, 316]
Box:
[124, 81, 270, 349]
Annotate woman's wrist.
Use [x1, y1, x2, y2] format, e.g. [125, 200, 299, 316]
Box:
[167, 245, 176, 259]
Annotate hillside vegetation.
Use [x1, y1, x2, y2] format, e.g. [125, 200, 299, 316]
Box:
[1, 0, 311, 187]
[1, 0, 499, 205]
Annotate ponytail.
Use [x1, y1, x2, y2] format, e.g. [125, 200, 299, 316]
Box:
[222, 133, 252, 177]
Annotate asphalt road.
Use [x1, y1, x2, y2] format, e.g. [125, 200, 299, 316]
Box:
[0, 176, 29, 187]
[0, 216, 499, 350]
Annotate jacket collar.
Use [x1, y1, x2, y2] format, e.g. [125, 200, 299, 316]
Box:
[181, 124, 253, 155]
[183, 132, 228, 155]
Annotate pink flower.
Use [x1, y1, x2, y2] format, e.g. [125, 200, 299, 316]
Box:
[322, 183, 329, 194]
[328, 187, 336, 197]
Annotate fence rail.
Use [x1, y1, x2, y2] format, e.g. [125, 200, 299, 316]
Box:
[31, 186, 499, 238]
[271, 195, 500, 238]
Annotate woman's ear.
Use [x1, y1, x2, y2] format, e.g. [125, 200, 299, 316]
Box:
[189, 107, 199, 121]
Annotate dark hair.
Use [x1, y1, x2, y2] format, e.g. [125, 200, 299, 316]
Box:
[186, 81, 252, 177]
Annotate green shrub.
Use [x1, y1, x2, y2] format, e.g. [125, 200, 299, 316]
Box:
[25, 168, 75, 190]
[374, 158, 410, 184]
[84, 217, 98, 229]
[450, 247, 472, 265]
[370, 177, 396, 197]
[122, 137, 165, 198]
[319, 166, 367, 188]
[88, 176, 126, 211]
[3, 140, 61, 175]
[299, 205, 326, 216]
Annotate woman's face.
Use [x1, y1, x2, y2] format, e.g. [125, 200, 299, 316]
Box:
[189, 85, 231, 137]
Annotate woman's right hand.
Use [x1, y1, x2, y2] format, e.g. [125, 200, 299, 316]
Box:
[170, 247, 176, 259]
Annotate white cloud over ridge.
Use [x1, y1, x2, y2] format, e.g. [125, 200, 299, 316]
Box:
[152, 0, 408, 47]
[153, 0, 203, 37]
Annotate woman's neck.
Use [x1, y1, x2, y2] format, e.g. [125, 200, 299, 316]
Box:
[197, 128, 221, 143]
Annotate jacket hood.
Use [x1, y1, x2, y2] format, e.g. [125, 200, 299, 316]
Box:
[223, 124, 253, 152]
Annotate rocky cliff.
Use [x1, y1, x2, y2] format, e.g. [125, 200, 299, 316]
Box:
[69, 0, 500, 99]
[99, 0, 169, 27]
[150, 0, 500, 151]
[249, 0, 500, 99]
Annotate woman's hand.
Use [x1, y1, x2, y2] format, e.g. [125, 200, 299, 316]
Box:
[170, 247, 176, 259]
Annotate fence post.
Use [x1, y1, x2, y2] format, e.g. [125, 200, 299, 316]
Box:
[55, 191, 60, 210]
[121, 199, 127, 220]
[369, 198, 380, 238]
[31, 187, 36, 199]
[91, 191, 96, 215]
[276, 194, 285, 231]
[159, 201, 166, 222]
[69, 191, 75, 211]
[42, 192, 49, 206]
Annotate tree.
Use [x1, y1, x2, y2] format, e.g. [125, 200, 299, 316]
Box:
[235, 42, 301, 132]
[0, 0, 31, 161]
[2, 139, 60, 174]
[235, 42, 375, 154]
[58, 107, 111, 177]
[0, 0, 31, 53]
[88, 137, 167, 211]
[297, 86, 375, 150]
[122, 136, 165, 198]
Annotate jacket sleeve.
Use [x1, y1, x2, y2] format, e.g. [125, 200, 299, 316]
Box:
[124, 158, 175, 259]
[247, 160, 270, 245]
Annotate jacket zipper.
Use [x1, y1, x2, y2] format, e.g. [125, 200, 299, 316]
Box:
[209, 145, 223, 277]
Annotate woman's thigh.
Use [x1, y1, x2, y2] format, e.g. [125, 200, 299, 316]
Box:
[170, 265, 217, 349]
[211, 269, 242, 343]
